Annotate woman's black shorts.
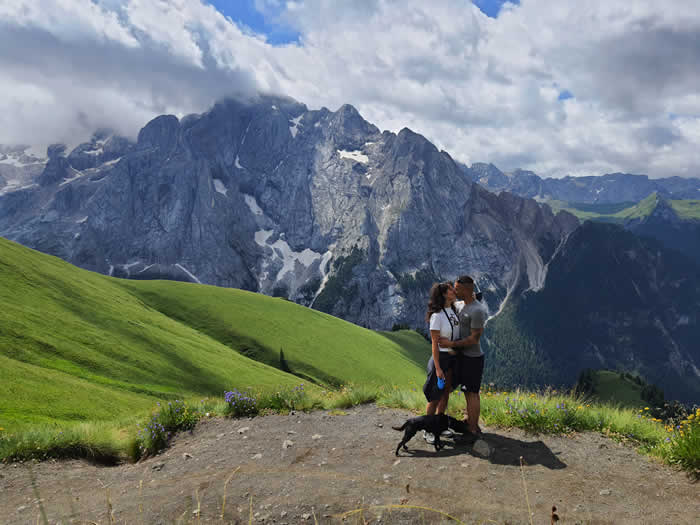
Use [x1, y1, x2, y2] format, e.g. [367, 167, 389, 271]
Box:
[457, 355, 485, 393]
[423, 353, 456, 402]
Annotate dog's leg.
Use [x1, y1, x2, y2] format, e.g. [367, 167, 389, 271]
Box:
[396, 429, 414, 456]
[434, 435, 443, 452]
[395, 427, 418, 455]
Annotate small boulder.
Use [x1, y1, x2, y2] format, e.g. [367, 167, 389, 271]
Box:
[472, 439, 492, 457]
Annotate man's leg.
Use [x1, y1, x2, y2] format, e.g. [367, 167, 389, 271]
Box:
[466, 391, 480, 434]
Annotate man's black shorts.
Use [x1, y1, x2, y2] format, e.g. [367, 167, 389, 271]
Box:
[457, 355, 484, 393]
[423, 353, 456, 402]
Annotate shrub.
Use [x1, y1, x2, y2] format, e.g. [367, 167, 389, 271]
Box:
[328, 384, 379, 409]
[136, 399, 200, 458]
[258, 384, 310, 412]
[224, 389, 258, 418]
[659, 407, 700, 478]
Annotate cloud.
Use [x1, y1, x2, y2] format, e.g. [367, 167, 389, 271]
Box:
[1, 0, 700, 178]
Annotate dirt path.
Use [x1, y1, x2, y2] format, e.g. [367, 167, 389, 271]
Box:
[1, 405, 698, 524]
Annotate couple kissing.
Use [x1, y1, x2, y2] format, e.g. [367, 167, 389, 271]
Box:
[422, 275, 487, 444]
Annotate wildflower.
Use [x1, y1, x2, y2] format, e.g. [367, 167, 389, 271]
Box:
[644, 407, 649, 411]
[665, 437, 671, 442]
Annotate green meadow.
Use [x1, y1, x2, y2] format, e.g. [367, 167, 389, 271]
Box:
[546, 193, 700, 222]
[0, 237, 426, 433]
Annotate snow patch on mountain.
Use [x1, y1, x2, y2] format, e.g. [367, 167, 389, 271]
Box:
[213, 178, 227, 196]
[60, 167, 86, 186]
[289, 115, 303, 138]
[244, 194, 264, 216]
[338, 149, 368, 163]
[175, 263, 201, 284]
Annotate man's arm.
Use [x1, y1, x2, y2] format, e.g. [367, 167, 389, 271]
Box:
[440, 327, 482, 348]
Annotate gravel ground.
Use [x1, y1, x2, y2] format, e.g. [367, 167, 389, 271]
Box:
[1, 404, 698, 524]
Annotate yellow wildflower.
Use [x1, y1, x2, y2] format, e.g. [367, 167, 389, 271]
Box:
[688, 414, 695, 420]
[644, 407, 650, 410]
[577, 405, 584, 410]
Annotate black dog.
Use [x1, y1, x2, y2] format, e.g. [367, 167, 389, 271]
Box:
[392, 414, 448, 456]
[446, 415, 469, 435]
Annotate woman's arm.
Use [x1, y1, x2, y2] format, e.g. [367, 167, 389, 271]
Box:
[439, 327, 483, 348]
[430, 330, 444, 379]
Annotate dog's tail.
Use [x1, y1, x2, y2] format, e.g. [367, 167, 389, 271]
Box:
[391, 422, 407, 431]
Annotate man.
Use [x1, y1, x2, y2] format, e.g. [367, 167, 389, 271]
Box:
[440, 275, 487, 435]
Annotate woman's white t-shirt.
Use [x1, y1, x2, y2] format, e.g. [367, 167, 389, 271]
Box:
[429, 308, 461, 352]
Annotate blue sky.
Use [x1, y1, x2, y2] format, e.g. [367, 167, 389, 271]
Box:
[207, 0, 519, 45]
[206, 1, 300, 45]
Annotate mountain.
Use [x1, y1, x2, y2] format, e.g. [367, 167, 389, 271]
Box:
[0, 95, 578, 329]
[548, 193, 700, 265]
[1, 95, 699, 401]
[469, 163, 700, 203]
[484, 221, 700, 403]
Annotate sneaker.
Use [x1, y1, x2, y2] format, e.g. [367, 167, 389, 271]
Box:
[423, 430, 435, 444]
[441, 429, 455, 438]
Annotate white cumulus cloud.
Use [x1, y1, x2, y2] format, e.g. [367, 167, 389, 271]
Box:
[1, 0, 700, 178]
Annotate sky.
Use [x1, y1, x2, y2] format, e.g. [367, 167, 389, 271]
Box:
[1, 0, 700, 179]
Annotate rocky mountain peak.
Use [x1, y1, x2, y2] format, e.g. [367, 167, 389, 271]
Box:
[47, 144, 67, 159]
[137, 115, 180, 151]
[329, 104, 379, 144]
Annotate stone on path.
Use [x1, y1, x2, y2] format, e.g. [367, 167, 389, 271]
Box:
[599, 488, 612, 496]
[472, 439, 492, 457]
[282, 439, 294, 449]
[237, 426, 249, 434]
[311, 434, 322, 440]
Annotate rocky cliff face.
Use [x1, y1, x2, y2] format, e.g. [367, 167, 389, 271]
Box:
[626, 194, 700, 265]
[0, 95, 578, 329]
[486, 221, 700, 402]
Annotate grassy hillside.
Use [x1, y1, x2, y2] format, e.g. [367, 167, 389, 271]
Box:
[670, 199, 700, 219]
[117, 279, 427, 387]
[547, 193, 700, 222]
[590, 370, 646, 408]
[0, 238, 426, 431]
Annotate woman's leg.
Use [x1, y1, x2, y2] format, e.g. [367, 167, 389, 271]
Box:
[436, 368, 452, 415]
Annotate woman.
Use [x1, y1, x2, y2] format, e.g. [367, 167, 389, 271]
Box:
[421, 282, 460, 443]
